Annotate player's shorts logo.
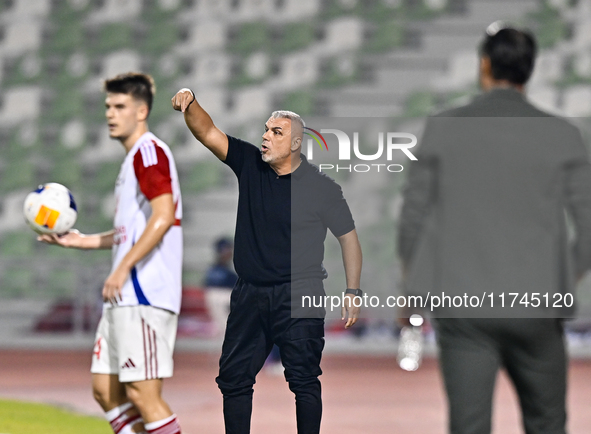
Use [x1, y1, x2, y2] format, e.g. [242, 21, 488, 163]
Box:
[121, 358, 136, 369]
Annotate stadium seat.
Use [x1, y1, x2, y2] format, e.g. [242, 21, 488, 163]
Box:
[529, 51, 564, 85]
[60, 120, 87, 150]
[269, 52, 319, 90]
[87, 0, 143, 24]
[187, 54, 232, 85]
[141, 19, 180, 55]
[79, 130, 125, 164]
[431, 50, 479, 91]
[234, 0, 276, 21]
[45, 268, 77, 298]
[0, 160, 35, 194]
[319, 17, 364, 54]
[572, 19, 591, 50]
[174, 21, 226, 54]
[47, 88, 85, 123]
[243, 52, 270, 80]
[0, 189, 32, 235]
[528, 86, 560, 114]
[100, 50, 142, 79]
[182, 161, 222, 194]
[1, 267, 34, 297]
[0, 87, 42, 126]
[231, 86, 271, 122]
[187, 0, 232, 18]
[277, 23, 316, 53]
[562, 85, 591, 116]
[3, 0, 51, 18]
[424, 0, 447, 11]
[51, 157, 82, 188]
[94, 24, 135, 53]
[0, 231, 35, 257]
[0, 21, 43, 56]
[188, 87, 228, 119]
[281, 0, 321, 21]
[573, 50, 591, 77]
[364, 20, 406, 53]
[46, 20, 85, 54]
[228, 22, 270, 54]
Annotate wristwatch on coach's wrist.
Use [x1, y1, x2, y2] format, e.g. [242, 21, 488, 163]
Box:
[345, 288, 363, 297]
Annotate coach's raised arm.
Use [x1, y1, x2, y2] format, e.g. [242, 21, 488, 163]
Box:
[171, 88, 228, 161]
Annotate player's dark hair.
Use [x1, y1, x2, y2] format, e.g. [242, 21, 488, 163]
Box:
[479, 26, 537, 85]
[104, 72, 156, 114]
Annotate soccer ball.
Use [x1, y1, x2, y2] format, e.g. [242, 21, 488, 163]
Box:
[23, 183, 78, 235]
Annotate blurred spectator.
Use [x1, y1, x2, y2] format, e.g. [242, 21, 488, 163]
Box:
[204, 237, 238, 336]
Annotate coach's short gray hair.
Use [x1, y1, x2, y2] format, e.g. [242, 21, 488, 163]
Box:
[271, 110, 305, 135]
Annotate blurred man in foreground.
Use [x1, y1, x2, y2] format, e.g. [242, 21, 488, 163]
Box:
[399, 23, 591, 434]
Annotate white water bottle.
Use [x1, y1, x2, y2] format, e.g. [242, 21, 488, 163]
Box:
[397, 314, 424, 371]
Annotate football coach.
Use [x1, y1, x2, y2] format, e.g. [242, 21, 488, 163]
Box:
[172, 89, 362, 434]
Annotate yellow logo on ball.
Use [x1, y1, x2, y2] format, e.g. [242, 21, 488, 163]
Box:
[34, 205, 60, 229]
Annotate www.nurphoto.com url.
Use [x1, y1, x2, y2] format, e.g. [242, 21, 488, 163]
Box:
[302, 292, 575, 312]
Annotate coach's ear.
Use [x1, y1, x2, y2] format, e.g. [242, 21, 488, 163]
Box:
[291, 135, 302, 152]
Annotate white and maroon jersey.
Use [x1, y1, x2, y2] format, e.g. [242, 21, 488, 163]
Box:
[111, 132, 183, 314]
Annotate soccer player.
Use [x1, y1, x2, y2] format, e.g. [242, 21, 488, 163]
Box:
[172, 89, 362, 434]
[40, 73, 183, 434]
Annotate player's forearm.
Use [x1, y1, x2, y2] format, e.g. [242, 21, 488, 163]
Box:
[338, 229, 362, 289]
[79, 230, 115, 249]
[116, 213, 174, 273]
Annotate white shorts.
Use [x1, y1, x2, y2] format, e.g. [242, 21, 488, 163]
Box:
[91, 305, 178, 383]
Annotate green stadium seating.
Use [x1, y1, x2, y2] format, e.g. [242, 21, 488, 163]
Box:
[1, 268, 35, 298]
[229, 22, 271, 54]
[1, 231, 35, 257]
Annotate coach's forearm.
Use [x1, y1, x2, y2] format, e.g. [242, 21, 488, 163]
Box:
[184, 101, 228, 161]
[338, 229, 362, 289]
[184, 99, 216, 143]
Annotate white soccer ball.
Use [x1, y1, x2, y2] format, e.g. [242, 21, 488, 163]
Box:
[23, 183, 78, 235]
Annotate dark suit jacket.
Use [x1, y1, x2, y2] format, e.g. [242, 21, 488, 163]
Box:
[398, 88, 591, 317]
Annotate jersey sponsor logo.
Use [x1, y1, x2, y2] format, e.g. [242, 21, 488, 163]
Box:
[121, 358, 137, 369]
[114, 225, 127, 245]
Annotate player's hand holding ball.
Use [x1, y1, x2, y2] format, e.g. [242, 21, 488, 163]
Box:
[23, 182, 84, 247]
[37, 229, 85, 248]
[24, 183, 77, 234]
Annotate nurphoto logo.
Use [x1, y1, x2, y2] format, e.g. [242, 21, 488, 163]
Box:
[304, 128, 418, 173]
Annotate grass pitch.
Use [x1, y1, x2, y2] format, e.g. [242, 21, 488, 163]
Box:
[0, 399, 109, 434]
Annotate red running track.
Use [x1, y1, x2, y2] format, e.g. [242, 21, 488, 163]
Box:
[0, 351, 589, 434]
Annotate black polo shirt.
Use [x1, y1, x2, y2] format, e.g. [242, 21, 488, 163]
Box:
[224, 135, 355, 286]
